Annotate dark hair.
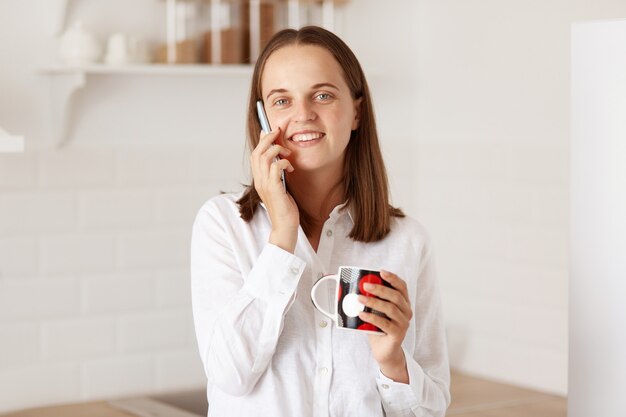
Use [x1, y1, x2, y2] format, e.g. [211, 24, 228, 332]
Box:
[237, 26, 404, 242]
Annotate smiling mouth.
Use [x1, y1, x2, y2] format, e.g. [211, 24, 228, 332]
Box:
[289, 132, 326, 142]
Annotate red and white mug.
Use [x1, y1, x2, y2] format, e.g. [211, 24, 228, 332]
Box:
[310, 266, 391, 335]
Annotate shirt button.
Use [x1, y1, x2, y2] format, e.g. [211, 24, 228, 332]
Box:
[319, 367, 328, 375]
[319, 321, 328, 328]
[382, 384, 390, 389]
[290, 267, 299, 275]
[326, 230, 333, 237]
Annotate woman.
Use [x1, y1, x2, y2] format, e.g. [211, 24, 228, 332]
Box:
[191, 26, 450, 417]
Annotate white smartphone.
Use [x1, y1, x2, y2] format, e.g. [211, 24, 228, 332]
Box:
[256, 100, 286, 191]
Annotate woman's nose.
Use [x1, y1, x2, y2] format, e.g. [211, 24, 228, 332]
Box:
[292, 101, 316, 122]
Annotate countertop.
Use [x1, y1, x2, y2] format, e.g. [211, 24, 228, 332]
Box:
[0, 402, 136, 417]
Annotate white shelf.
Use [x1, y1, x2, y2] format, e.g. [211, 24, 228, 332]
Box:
[0, 127, 25, 153]
[39, 64, 253, 147]
[40, 63, 254, 76]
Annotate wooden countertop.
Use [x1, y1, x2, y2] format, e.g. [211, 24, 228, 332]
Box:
[0, 401, 136, 417]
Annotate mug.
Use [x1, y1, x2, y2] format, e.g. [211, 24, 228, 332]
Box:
[311, 266, 392, 335]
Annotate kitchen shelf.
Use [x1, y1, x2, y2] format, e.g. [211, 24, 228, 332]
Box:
[43, 0, 350, 147]
[41, 63, 253, 76]
[39, 64, 253, 147]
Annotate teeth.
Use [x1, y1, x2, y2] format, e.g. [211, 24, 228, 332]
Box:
[291, 132, 324, 142]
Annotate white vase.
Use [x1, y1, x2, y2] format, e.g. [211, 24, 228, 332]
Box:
[59, 20, 101, 65]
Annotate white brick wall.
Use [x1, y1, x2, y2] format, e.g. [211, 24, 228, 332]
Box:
[0, 322, 40, 370]
[41, 234, 116, 274]
[0, 236, 38, 277]
[0, 191, 77, 234]
[0, 363, 81, 412]
[0, 145, 217, 413]
[42, 318, 117, 360]
[416, 142, 569, 395]
[81, 354, 155, 399]
[81, 272, 156, 314]
[38, 149, 115, 188]
[0, 153, 37, 189]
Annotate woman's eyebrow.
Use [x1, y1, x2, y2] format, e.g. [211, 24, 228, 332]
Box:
[312, 82, 339, 91]
[266, 83, 340, 100]
[266, 88, 288, 100]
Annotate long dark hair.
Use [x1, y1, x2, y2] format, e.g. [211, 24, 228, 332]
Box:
[237, 26, 404, 242]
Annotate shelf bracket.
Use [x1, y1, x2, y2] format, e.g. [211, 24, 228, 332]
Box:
[45, 70, 85, 147]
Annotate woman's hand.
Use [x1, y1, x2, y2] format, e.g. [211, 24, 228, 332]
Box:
[251, 128, 299, 252]
[358, 270, 413, 384]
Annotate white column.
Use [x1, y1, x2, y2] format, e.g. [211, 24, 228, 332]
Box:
[570, 19, 626, 417]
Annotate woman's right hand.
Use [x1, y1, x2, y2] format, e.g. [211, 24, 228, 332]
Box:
[251, 127, 299, 253]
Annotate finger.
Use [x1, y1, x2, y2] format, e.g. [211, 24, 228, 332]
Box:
[268, 159, 293, 187]
[255, 127, 283, 154]
[380, 271, 410, 303]
[361, 283, 411, 318]
[271, 158, 295, 174]
[262, 144, 292, 162]
[358, 311, 398, 336]
[251, 145, 290, 184]
[357, 295, 409, 325]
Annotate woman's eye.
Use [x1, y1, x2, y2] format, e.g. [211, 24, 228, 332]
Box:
[316, 93, 332, 101]
[274, 98, 289, 106]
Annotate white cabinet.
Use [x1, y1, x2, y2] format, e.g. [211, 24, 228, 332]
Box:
[570, 19, 626, 417]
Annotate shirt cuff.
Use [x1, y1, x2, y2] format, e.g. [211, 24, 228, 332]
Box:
[376, 347, 423, 415]
[242, 243, 306, 301]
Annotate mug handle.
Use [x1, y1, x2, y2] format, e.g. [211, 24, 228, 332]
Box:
[311, 274, 338, 321]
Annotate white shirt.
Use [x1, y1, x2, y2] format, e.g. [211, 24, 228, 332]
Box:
[191, 191, 450, 417]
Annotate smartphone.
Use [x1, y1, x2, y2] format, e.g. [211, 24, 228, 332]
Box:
[256, 100, 286, 191]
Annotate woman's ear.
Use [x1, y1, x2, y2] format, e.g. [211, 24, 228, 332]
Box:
[351, 97, 363, 131]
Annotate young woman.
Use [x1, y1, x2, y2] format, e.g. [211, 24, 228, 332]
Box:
[191, 26, 450, 417]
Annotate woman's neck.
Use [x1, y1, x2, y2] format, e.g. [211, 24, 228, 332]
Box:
[287, 170, 345, 224]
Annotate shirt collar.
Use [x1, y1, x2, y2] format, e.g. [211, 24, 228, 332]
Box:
[259, 201, 354, 224]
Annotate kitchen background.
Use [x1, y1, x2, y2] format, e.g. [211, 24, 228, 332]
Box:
[1, 0, 625, 414]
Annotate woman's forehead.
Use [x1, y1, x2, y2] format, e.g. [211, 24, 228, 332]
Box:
[261, 44, 348, 93]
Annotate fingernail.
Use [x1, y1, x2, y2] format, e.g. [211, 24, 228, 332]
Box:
[363, 283, 374, 290]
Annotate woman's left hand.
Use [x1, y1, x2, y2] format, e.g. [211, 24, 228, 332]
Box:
[358, 270, 412, 383]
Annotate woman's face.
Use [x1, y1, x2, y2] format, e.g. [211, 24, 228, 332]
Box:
[260, 44, 361, 175]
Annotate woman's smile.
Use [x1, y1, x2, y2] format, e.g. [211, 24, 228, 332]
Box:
[288, 130, 326, 147]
